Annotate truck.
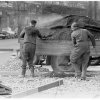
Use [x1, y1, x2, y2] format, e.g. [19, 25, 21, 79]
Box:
[20, 15, 100, 73]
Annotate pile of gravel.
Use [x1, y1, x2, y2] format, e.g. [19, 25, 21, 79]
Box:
[0, 57, 21, 72]
[0, 57, 100, 98]
[1, 76, 58, 95]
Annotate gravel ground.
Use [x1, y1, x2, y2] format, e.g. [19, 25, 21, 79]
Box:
[0, 56, 100, 98]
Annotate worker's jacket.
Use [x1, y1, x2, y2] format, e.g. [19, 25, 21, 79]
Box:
[71, 28, 96, 48]
[20, 26, 43, 45]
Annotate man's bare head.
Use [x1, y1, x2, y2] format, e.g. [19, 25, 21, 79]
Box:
[71, 22, 79, 31]
[30, 20, 37, 26]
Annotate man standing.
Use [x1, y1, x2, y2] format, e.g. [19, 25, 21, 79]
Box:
[20, 20, 46, 78]
[70, 22, 96, 80]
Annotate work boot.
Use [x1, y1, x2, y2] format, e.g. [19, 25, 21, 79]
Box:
[80, 77, 86, 80]
[81, 70, 86, 80]
[75, 72, 81, 79]
[20, 68, 26, 78]
[30, 67, 34, 77]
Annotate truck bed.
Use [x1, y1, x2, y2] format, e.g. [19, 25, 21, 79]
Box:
[35, 39, 100, 56]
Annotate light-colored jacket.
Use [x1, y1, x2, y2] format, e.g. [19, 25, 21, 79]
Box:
[71, 29, 96, 48]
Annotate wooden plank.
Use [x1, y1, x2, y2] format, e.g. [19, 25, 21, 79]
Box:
[0, 84, 12, 92]
[38, 80, 63, 92]
[8, 88, 38, 98]
[6, 79, 63, 98]
[0, 90, 12, 95]
[0, 84, 12, 95]
[0, 88, 5, 92]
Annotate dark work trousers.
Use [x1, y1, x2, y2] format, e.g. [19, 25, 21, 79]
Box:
[70, 42, 90, 78]
[21, 42, 36, 70]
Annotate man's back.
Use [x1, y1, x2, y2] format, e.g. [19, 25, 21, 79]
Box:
[23, 26, 40, 44]
[20, 20, 45, 78]
[71, 28, 96, 47]
[70, 22, 96, 80]
[71, 29, 89, 43]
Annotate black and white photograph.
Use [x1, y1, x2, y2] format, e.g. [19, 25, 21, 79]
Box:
[0, 0, 100, 99]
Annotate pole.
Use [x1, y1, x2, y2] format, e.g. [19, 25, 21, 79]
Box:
[93, 1, 97, 20]
[17, 2, 21, 43]
[88, 1, 92, 18]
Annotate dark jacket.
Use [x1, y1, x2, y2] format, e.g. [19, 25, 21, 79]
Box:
[20, 26, 44, 44]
